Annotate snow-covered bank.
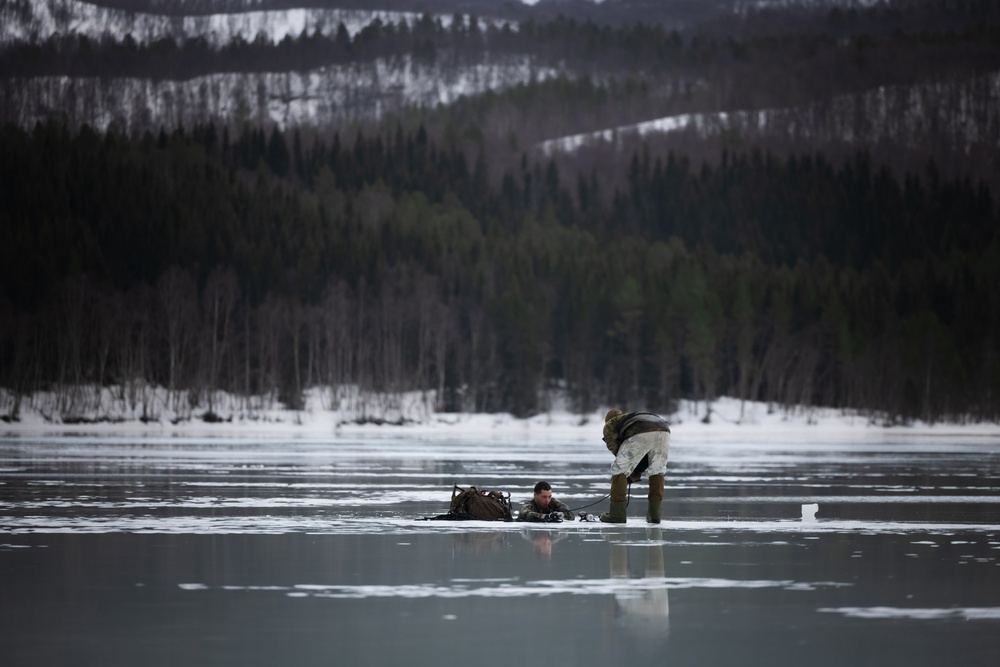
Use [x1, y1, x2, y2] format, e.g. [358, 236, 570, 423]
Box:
[2, 386, 998, 442]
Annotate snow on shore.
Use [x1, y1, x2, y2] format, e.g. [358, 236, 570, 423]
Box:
[1, 385, 997, 442]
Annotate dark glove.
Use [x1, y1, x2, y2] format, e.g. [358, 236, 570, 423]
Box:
[546, 511, 564, 523]
[629, 454, 650, 483]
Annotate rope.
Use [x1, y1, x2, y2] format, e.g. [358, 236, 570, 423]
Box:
[565, 493, 610, 513]
[565, 479, 634, 513]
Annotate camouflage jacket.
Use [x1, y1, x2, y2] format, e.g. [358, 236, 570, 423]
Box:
[603, 411, 671, 456]
[518, 497, 575, 522]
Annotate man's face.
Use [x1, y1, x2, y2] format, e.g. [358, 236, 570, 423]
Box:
[534, 489, 552, 510]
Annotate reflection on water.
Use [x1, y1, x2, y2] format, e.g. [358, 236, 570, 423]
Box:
[520, 527, 570, 560]
[605, 527, 670, 641]
[1, 434, 999, 666]
[452, 530, 510, 556]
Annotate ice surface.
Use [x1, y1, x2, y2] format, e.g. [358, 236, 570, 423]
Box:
[2, 403, 998, 665]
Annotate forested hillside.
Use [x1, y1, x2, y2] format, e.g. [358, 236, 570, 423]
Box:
[2, 119, 997, 421]
[1, 0, 998, 423]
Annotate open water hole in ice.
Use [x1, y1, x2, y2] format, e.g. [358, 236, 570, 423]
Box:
[1, 433, 999, 666]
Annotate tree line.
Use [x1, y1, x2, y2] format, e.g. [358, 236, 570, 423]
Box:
[1, 120, 997, 422]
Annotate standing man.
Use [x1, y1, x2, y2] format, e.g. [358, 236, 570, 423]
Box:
[601, 408, 670, 524]
[518, 480, 576, 522]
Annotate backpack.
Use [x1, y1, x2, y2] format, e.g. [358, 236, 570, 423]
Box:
[445, 484, 514, 521]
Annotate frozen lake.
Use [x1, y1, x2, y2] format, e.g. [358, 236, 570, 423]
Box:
[1, 432, 999, 665]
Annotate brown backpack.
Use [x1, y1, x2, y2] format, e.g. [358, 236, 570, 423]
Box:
[447, 484, 513, 521]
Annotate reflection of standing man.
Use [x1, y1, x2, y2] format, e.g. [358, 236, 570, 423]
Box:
[601, 409, 670, 524]
[518, 481, 576, 522]
[607, 528, 670, 639]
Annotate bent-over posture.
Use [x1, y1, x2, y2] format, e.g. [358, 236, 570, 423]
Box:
[601, 408, 670, 524]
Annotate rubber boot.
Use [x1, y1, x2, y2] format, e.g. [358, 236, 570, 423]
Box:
[647, 473, 665, 524]
[600, 474, 629, 523]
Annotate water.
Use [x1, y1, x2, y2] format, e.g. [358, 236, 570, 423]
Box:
[2, 433, 999, 666]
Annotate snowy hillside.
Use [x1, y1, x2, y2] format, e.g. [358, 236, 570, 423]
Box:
[540, 72, 1000, 154]
[5, 0, 997, 145]
[4, 53, 562, 129]
[0, 0, 458, 46]
[0, 0, 550, 129]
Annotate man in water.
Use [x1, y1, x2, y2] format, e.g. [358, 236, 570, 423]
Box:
[518, 480, 576, 522]
[601, 408, 670, 524]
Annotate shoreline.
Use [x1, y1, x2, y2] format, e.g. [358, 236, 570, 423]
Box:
[3, 392, 998, 442]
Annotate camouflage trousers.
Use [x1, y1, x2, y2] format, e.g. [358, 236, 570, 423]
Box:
[610, 431, 670, 477]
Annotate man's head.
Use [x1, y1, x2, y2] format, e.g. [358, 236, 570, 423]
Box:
[605, 408, 623, 422]
[533, 480, 553, 509]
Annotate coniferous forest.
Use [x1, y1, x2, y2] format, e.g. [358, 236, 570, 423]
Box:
[1, 0, 998, 423]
